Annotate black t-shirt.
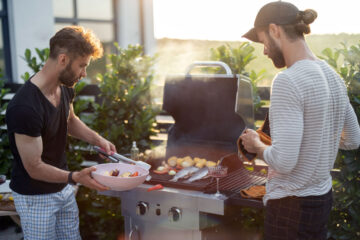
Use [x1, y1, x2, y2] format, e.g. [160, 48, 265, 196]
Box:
[6, 79, 74, 195]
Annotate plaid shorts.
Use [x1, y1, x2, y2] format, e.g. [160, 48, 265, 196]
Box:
[12, 184, 81, 240]
[264, 189, 332, 240]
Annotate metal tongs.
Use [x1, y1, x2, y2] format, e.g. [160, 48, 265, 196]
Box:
[93, 146, 151, 171]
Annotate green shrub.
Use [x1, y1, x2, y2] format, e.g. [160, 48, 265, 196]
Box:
[77, 186, 123, 240]
[320, 42, 360, 240]
[209, 43, 266, 112]
[93, 43, 159, 153]
[21, 48, 49, 81]
[0, 69, 12, 177]
[65, 81, 98, 171]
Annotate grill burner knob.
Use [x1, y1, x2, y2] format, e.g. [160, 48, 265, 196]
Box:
[168, 207, 182, 222]
[156, 208, 161, 216]
[136, 201, 149, 216]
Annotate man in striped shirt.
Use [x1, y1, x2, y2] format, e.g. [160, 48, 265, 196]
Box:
[240, 1, 360, 239]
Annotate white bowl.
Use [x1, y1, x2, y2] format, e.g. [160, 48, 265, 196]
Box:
[91, 163, 149, 191]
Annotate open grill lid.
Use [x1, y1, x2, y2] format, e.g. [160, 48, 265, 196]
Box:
[162, 61, 254, 159]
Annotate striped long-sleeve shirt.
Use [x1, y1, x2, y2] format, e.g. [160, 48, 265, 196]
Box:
[263, 59, 360, 205]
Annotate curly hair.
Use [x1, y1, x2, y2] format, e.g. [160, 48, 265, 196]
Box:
[282, 9, 318, 40]
[49, 26, 103, 60]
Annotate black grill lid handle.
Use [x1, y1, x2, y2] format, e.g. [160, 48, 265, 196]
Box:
[185, 61, 233, 75]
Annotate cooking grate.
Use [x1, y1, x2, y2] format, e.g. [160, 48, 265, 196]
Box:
[206, 167, 267, 208]
[206, 168, 267, 193]
[148, 171, 212, 191]
[148, 166, 266, 193]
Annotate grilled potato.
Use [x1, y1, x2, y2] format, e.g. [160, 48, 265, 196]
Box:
[195, 158, 207, 168]
[176, 157, 184, 166]
[183, 156, 192, 162]
[205, 161, 217, 167]
[167, 156, 178, 167]
[181, 157, 195, 168]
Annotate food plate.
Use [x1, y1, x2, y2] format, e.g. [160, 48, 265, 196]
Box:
[91, 163, 149, 191]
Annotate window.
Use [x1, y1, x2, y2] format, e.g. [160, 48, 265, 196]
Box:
[0, 0, 12, 82]
[52, 0, 117, 83]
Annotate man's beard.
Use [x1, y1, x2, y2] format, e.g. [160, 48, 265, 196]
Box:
[59, 61, 80, 87]
[267, 35, 286, 68]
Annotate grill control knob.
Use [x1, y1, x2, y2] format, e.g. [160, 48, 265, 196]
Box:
[168, 207, 182, 222]
[136, 201, 149, 216]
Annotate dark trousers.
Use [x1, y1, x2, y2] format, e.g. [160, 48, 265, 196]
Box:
[264, 189, 332, 240]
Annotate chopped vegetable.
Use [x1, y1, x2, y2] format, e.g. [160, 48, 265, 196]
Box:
[130, 171, 139, 177]
[157, 166, 165, 171]
[147, 184, 163, 192]
[121, 172, 132, 178]
[110, 169, 120, 176]
[153, 167, 169, 174]
[104, 169, 139, 177]
[168, 170, 176, 175]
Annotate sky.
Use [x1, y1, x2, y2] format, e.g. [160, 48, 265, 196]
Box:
[153, 0, 360, 41]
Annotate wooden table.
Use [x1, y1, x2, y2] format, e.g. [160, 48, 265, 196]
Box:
[0, 180, 20, 225]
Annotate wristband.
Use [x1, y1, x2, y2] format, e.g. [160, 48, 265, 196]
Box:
[68, 171, 76, 185]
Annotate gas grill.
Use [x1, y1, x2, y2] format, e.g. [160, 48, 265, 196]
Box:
[101, 62, 267, 240]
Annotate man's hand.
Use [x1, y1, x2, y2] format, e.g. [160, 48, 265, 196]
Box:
[72, 167, 109, 191]
[240, 129, 267, 159]
[240, 129, 261, 153]
[97, 136, 116, 155]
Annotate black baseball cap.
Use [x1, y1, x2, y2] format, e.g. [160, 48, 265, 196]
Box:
[242, 1, 300, 42]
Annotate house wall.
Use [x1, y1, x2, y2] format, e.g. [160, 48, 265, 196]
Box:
[7, 0, 54, 83]
[6, 0, 156, 83]
[116, 0, 156, 55]
[142, 0, 156, 55]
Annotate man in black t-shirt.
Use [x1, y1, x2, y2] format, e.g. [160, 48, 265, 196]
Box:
[6, 26, 116, 240]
